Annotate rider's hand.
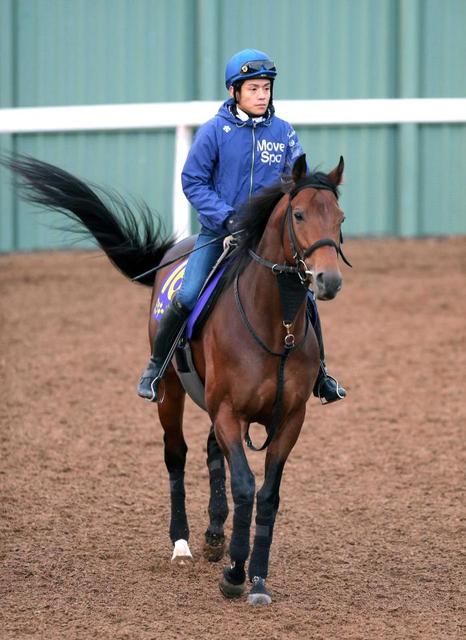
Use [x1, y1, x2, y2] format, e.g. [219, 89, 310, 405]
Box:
[223, 234, 237, 250]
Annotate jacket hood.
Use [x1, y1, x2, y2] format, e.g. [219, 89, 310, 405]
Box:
[216, 98, 275, 127]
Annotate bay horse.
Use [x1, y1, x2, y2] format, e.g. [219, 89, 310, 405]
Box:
[4, 153, 348, 605]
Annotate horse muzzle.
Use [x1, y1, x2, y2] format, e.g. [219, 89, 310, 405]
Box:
[314, 270, 342, 300]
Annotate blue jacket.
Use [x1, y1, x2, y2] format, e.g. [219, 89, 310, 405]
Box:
[181, 98, 304, 234]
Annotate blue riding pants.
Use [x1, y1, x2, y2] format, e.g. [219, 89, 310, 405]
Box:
[176, 228, 225, 311]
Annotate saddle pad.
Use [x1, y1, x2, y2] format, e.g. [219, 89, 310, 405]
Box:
[186, 266, 226, 339]
[152, 259, 227, 339]
[152, 259, 188, 321]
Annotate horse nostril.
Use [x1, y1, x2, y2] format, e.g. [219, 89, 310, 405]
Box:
[315, 272, 342, 298]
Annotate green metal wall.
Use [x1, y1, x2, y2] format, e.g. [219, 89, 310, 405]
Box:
[1, 0, 465, 252]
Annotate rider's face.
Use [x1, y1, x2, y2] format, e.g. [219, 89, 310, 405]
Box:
[229, 79, 271, 116]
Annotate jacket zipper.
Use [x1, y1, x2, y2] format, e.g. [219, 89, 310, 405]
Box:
[249, 122, 256, 198]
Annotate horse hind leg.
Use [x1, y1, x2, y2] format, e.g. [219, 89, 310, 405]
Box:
[157, 368, 193, 565]
[203, 425, 228, 562]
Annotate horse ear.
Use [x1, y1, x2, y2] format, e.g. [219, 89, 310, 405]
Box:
[292, 154, 308, 183]
[328, 156, 344, 185]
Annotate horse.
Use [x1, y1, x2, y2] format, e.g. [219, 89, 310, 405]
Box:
[4, 152, 348, 605]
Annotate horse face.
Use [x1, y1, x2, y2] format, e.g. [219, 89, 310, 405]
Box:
[290, 158, 345, 301]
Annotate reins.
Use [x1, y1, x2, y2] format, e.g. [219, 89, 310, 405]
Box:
[131, 234, 238, 282]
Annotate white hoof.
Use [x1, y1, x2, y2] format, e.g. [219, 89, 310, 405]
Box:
[171, 539, 193, 565]
[247, 592, 272, 605]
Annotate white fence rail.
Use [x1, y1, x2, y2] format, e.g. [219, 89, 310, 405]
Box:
[1, 99, 466, 237]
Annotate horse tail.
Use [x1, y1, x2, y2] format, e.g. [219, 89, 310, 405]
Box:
[2, 154, 176, 287]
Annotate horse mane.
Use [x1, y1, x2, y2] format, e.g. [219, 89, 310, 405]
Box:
[223, 170, 340, 285]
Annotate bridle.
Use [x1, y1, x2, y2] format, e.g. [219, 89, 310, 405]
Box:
[249, 182, 352, 282]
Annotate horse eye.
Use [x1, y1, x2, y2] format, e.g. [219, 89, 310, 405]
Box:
[293, 211, 304, 221]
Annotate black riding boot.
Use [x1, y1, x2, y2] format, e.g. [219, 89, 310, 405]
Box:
[310, 299, 347, 404]
[137, 298, 190, 402]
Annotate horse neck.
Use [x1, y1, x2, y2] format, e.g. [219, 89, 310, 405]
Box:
[240, 207, 307, 347]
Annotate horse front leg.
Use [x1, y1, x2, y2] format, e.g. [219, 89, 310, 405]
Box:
[203, 425, 229, 562]
[214, 411, 255, 598]
[247, 405, 306, 605]
[157, 368, 192, 564]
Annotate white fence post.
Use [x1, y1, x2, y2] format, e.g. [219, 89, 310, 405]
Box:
[172, 125, 193, 239]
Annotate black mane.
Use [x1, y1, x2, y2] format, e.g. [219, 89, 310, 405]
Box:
[224, 171, 340, 284]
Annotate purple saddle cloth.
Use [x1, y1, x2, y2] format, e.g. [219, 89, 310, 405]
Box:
[186, 266, 227, 339]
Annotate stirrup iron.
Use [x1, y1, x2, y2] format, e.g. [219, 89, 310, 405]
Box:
[317, 372, 346, 405]
[148, 375, 165, 403]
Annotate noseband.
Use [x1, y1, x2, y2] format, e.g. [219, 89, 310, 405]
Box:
[249, 183, 352, 280]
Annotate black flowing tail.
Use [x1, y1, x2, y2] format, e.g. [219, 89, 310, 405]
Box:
[1, 154, 176, 286]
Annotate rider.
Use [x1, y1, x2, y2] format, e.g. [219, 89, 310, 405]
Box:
[138, 48, 346, 404]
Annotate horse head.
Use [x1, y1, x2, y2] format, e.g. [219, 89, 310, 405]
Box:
[285, 154, 347, 300]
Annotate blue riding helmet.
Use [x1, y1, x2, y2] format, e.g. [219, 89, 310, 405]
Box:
[224, 48, 277, 89]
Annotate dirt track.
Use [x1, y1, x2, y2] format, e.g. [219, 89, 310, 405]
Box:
[1, 238, 465, 639]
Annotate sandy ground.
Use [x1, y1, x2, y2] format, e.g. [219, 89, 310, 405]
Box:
[1, 238, 465, 639]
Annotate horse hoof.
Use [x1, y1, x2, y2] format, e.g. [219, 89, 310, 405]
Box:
[203, 540, 225, 562]
[171, 539, 193, 565]
[247, 577, 272, 605]
[219, 566, 246, 598]
[219, 577, 245, 598]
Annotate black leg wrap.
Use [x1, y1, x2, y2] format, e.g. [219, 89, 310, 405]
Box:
[165, 437, 189, 544]
[248, 522, 275, 580]
[206, 428, 228, 536]
[229, 476, 255, 563]
[207, 461, 228, 526]
[227, 446, 255, 565]
[249, 461, 283, 580]
[205, 460, 227, 553]
[230, 499, 254, 563]
[168, 470, 189, 543]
